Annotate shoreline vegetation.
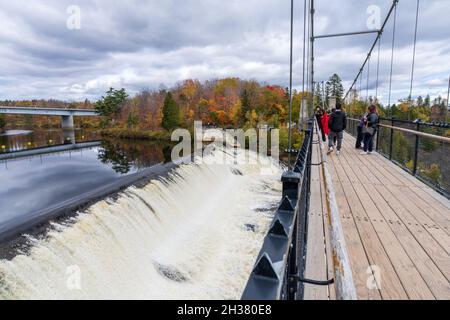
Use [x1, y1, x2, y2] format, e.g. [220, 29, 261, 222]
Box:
[99, 128, 171, 141]
[1, 75, 448, 152]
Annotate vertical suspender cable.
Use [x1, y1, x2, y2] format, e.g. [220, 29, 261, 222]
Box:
[343, 0, 399, 101]
[310, 0, 315, 115]
[300, 0, 308, 128]
[306, 0, 311, 95]
[366, 55, 371, 103]
[447, 76, 450, 123]
[408, 0, 420, 120]
[288, 0, 294, 170]
[387, 3, 397, 117]
[375, 37, 382, 101]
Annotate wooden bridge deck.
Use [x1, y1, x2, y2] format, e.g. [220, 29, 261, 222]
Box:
[304, 130, 450, 300]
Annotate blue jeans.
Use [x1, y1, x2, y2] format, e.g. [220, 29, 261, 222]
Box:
[363, 132, 376, 152]
[329, 131, 343, 151]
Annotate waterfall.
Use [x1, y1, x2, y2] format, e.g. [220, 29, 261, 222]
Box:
[0, 148, 283, 300]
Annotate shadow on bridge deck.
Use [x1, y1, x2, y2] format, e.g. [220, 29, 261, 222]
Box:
[305, 129, 450, 300]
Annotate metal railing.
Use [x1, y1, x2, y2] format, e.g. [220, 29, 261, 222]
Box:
[241, 120, 314, 300]
[347, 117, 450, 198]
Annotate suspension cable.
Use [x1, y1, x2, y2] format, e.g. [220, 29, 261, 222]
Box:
[408, 0, 420, 120]
[359, 70, 363, 100]
[366, 55, 371, 103]
[344, 0, 399, 101]
[375, 37, 382, 100]
[288, 0, 294, 170]
[387, 3, 398, 116]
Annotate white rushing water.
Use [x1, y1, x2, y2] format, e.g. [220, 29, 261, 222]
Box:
[0, 148, 283, 300]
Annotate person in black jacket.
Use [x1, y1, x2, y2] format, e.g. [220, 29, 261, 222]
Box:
[361, 105, 379, 155]
[327, 104, 347, 156]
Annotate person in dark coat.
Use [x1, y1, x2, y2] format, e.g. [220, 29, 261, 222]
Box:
[327, 104, 347, 156]
[361, 105, 379, 155]
[355, 112, 368, 149]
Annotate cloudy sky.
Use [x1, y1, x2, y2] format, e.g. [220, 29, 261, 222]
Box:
[0, 0, 449, 105]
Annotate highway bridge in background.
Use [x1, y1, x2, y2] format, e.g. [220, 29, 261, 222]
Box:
[0, 106, 99, 129]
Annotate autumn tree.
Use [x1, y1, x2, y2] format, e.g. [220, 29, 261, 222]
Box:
[162, 92, 180, 130]
[0, 114, 6, 132]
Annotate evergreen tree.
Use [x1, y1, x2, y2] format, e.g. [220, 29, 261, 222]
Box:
[417, 96, 424, 107]
[95, 88, 128, 123]
[425, 95, 431, 107]
[325, 74, 344, 105]
[162, 92, 180, 130]
[314, 82, 323, 108]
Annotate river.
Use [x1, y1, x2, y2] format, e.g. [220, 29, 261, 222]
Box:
[0, 129, 283, 299]
[0, 129, 173, 236]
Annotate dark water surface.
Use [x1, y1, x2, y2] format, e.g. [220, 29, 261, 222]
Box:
[0, 129, 172, 229]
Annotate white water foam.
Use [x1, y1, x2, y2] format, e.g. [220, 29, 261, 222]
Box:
[0, 148, 283, 300]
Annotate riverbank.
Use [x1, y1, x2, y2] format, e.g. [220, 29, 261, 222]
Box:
[100, 128, 171, 141]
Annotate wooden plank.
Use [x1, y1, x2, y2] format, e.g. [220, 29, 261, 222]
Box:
[332, 155, 410, 300]
[319, 157, 336, 300]
[384, 184, 450, 255]
[329, 155, 382, 300]
[364, 184, 450, 299]
[341, 141, 450, 285]
[304, 140, 329, 300]
[340, 153, 439, 299]
[397, 185, 450, 236]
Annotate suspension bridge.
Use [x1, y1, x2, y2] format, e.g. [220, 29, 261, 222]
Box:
[0, 0, 449, 301]
[243, 0, 450, 300]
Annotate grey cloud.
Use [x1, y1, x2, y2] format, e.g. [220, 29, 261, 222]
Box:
[0, 0, 448, 105]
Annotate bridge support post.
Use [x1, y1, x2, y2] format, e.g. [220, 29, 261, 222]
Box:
[61, 115, 76, 144]
[61, 115, 74, 130]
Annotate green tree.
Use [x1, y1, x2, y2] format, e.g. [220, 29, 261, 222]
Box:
[315, 82, 323, 108]
[162, 92, 180, 130]
[95, 88, 128, 124]
[0, 114, 6, 132]
[325, 74, 344, 105]
[424, 95, 431, 107]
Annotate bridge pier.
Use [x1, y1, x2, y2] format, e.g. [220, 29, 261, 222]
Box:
[61, 115, 74, 129]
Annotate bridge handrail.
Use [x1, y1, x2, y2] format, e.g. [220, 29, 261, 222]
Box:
[346, 117, 450, 199]
[241, 119, 314, 300]
[316, 120, 357, 300]
[347, 117, 450, 143]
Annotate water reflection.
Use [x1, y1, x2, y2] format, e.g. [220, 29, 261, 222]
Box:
[0, 129, 100, 153]
[98, 138, 173, 174]
[0, 130, 174, 228]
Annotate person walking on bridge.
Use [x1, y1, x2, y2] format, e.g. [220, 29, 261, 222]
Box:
[360, 105, 379, 155]
[355, 112, 368, 149]
[327, 104, 347, 156]
[315, 107, 326, 142]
